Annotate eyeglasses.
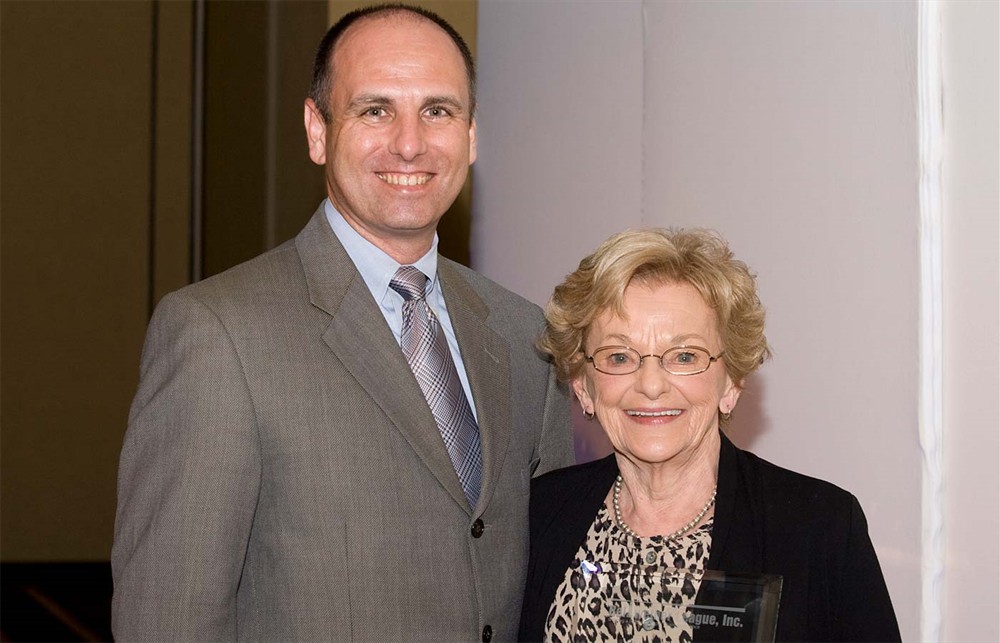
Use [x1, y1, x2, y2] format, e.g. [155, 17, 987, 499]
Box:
[584, 345, 725, 376]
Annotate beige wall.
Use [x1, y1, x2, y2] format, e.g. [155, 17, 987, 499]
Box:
[1, 0, 329, 561]
[0, 0, 473, 563]
[0, 0, 470, 563]
[2, 0, 155, 560]
[203, 0, 327, 278]
[152, 1, 195, 302]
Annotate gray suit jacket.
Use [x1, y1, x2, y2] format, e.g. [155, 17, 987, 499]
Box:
[111, 208, 574, 642]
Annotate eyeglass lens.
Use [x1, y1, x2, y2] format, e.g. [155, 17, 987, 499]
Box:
[589, 346, 713, 375]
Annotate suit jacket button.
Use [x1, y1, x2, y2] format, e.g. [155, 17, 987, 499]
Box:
[481, 624, 493, 642]
[471, 518, 485, 538]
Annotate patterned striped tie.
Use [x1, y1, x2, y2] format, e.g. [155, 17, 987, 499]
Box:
[390, 266, 483, 509]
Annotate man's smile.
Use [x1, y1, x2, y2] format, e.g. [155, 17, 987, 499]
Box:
[377, 172, 431, 186]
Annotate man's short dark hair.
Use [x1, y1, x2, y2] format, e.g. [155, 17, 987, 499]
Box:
[309, 3, 477, 122]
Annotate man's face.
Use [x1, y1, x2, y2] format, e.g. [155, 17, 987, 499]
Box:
[305, 16, 477, 261]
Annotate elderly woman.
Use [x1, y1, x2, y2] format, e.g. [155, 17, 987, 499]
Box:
[519, 229, 899, 642]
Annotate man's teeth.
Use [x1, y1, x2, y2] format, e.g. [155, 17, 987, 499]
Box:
[378, 173, 429, 186]
[627, 410, 682, 417]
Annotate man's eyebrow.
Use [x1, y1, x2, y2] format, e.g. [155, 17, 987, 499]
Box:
[422, 95, 465, 112]
[346, 94, 393, 110]
[345, 94, 468, 115]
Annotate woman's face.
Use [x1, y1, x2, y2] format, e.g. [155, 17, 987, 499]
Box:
[572, 281, 741, 469]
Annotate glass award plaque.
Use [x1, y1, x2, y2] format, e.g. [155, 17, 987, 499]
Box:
[688, 570, 782, 642]
[564, 562, 781, 643]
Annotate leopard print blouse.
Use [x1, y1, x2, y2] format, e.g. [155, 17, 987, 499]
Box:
[542, 503, 713, 643]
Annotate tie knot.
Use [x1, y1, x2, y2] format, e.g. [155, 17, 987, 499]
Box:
[390, 266, 428, 302]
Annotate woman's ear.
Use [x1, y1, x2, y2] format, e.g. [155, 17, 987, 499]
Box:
[571, 375, 595, 416]
[720, 377, 743, 415]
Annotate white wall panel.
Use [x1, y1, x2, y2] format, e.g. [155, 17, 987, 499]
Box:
[475, 1, 997, 639]
[473, 1, 644, 307]
[941, 2, 1000, 641]
[642, 4, 921, 638]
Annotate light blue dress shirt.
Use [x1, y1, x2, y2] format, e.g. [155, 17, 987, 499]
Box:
[323, 199, 478, 421]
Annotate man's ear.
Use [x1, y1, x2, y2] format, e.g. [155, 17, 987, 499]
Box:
[304, 98, 328, 165]
[468, 117, 477, 165]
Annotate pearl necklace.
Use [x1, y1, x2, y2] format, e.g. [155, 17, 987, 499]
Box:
[612, 474, 717, 541]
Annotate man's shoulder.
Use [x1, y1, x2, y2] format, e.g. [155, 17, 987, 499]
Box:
[161, 238, 306, 314]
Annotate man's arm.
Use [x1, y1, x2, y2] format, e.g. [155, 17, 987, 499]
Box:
[531, 363, 575, 477]
[112, 290, 261, 641]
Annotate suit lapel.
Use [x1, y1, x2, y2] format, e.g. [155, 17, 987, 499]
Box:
[295, 209, 469, 511]
[438, 260, 512, 516]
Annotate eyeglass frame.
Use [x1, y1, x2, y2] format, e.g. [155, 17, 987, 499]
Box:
[583, 344, 726, 376]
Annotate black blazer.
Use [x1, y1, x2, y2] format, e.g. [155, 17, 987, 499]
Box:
[519, 432, 900, 642]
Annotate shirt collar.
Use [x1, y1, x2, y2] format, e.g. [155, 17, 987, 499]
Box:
[323, 199, 439, 300]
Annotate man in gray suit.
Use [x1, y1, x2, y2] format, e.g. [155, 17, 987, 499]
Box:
[111, 5, 573, 641]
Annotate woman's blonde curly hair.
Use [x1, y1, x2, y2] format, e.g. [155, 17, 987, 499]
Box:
[539, 228, 771, 388]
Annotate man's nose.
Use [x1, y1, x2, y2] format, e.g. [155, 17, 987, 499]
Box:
[388, 113, 428, 161]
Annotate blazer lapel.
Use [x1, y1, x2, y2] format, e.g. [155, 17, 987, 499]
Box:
[438, 260, 512, 516]
[295, 209, 469, 511]
[706, 431, 764, 573]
